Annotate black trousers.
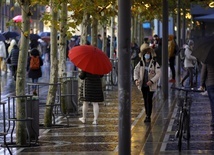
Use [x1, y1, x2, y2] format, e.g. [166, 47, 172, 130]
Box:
[141, 86, 154, 117]
[169, 57, 176, 79]
[181, 67, 194, 87]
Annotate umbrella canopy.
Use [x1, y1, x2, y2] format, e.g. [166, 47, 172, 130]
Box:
[0, 34, 6, 41]
[68, 45, 112, 75]
[2, 31, 19, 39]
[12, 15, 32, 23]
[194, 13, 214, 22]
[193, 36, 214, 65]
[38, 32, 50, 37]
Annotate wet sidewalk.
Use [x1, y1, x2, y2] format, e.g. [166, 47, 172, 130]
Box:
[0, 63, 213, 155]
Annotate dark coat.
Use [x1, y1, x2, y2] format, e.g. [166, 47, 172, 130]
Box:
[27, 56, 43, 79]
[79, 71, 104, 102]
[9, 45, 19, 66]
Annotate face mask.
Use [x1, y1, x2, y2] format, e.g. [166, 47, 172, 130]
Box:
[144, 54, 150, 60]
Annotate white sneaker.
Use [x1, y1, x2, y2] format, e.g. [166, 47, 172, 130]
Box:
[79, 117, 86, 124]
[198, 86, 204, 91]
[92, 120, 98, 125]
[201, 91, 208, 96]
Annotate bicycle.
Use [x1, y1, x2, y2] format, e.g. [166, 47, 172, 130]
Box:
[171, 86, 203, 151]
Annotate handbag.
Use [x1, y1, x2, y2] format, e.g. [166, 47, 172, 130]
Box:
[6, 57, 11, 64]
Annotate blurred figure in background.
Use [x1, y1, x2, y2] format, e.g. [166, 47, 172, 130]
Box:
[7, 44, 19, 80]
[27, 48, 43, 95]
[180, 40, 197, 87]
[168, 35, 176, 83]
[0, 40, 7, 75]
[200, 63, 214, 127]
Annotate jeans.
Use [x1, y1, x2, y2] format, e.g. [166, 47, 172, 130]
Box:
[32, 78, 38, 90]
[207, 85, 214, 123]
[181, 67, 194, 87]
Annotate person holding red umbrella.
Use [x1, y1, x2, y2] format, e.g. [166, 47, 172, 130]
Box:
[78, 71, 104, 125]
[68, 45, 112, 125]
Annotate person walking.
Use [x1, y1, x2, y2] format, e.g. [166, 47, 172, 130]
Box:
[78, 71, 104, 125]
[0, 41, 7, 75]
[27, 48, 43, 95]
[180, 40, 197, 87]
[7, 44, 19, 80]
[133, 47, 161, 123]
[200, 63, 214, 127]
[168, 35, 176, 83]
[7, 39, 17, 73]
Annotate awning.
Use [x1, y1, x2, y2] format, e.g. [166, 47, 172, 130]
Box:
[194, 13, 214, 22]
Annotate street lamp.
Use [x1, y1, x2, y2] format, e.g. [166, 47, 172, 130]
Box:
[209, 2, 214, 8]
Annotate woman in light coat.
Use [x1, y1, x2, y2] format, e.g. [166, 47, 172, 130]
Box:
[180, 40, 197, 87]
[133, 47, 161, 123]
[0, 41, 7, 74]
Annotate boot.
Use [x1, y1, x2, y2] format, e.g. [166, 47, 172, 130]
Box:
[92, 103, 99, 125]
[79, 102, 88, 124]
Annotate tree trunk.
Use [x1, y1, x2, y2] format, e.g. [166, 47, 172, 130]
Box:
[15, 0, 31, 145]
[80, 11, 89, 45]
[102, 26, 107, 54]
[58, 1, 68, 114]
[137, 15, 142, 46]
[91, 18, 98, 47]
[110, 16, 115, 59]
[44, 0, 58, 127]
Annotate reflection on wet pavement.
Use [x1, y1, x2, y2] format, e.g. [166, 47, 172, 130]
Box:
[0, 62, 214, 154]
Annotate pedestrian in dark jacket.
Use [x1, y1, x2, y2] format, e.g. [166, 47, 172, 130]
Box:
[200, 63, 214, 127]
[27, 48, 43, 95]
[78, 71, 104, 125]
[7, 44, 19, 80]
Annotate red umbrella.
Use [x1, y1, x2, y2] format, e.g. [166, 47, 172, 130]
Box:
[68, 45, 112, 75]
[13, 15, 32, 23]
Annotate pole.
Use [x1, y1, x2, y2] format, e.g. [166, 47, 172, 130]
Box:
[110, 15, 115, 59]
[182, 5, 186, 44]
[162, 0, 168, 99]
[176, 0, 181, 78]
[118, 0, 131, 154]
[1, 2, 5, 32]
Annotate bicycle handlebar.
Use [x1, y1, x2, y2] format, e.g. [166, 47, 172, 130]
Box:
[171, 86, 204, 93]
[171, 86, 204, 102]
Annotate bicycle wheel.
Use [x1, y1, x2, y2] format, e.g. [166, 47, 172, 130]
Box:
[111, 67, 118, 85]
[183, 110, 190, 140]
[178, 112, 184, 152]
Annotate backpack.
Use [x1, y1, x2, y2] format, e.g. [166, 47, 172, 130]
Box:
[30, 56, 40, 70]
[174, 43, 179, 55]
[179, 48, 185, 60]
